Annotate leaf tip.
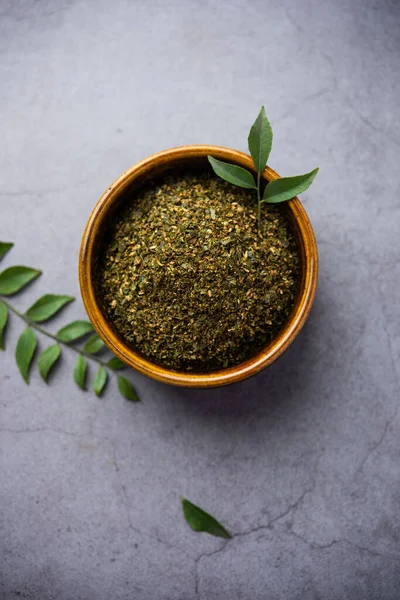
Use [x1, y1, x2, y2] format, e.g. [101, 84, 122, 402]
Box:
[0, 241, 14, 261]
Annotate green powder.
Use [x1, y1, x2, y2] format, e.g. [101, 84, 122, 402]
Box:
[97, 172, 300, 372]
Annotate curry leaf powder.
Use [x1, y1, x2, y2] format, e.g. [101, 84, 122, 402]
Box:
[97, 173, 300, 372]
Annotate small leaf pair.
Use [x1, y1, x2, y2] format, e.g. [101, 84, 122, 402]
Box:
[73, 353, 137, 400]
[14, 331, 61, 384]
[63, 326, 137, 399]
[72, 354, 107, 395]
[208, 155, 318, 202]
[12, 315, 91, 385]
[208, 106, 319, 229]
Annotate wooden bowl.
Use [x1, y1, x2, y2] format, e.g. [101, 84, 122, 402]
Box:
[79, 146, 318, 388]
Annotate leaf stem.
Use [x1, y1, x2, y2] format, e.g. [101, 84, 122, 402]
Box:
[0, 297, 114, 372]
[257, 172, 261, 231]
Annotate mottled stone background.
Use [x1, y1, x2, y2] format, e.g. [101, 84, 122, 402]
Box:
[1, 1, 399, 598]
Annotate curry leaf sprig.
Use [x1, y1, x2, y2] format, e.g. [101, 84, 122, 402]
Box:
[208, 106, 319, 230]
[0, 242, 139, 401]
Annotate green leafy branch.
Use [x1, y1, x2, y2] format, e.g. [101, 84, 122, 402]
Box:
[208, 106, 319, 230]
[0, 242, 139, 401]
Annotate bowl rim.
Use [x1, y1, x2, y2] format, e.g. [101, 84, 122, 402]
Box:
[79, 145, 318, 388]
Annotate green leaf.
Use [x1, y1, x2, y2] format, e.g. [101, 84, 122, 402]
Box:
[208, 156, 256, 189]
[57, 320, 93, 342]
[0, 242, 13, 261]
[26, 294, 75, 323]
[248, 105, 273, 175]
[93, 366, 108, 397]
[15, 327, 37, 383]
[117, 375, 139, 401]
[182, 497, 232, 539]
[83, 333, 104, 354]
[107, 356, 126, 370]
[0, 266, 41, 296]
[37, 343, 61, 382]
[262, 168, 319, 204]
[73, 354, 87, 390]
[0, 301, 8, 350]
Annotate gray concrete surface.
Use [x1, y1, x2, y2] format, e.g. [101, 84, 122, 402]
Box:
[1, 0, 399, 598]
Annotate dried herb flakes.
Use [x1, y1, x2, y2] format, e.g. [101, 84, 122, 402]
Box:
[97, 173, 300, 372]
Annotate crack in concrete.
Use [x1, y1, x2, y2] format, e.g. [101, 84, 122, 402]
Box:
[0, 427, 191, 560]
[275, 88, 334, 124]
[193, 542, 230, 599]
[342, 95, 400, 150]
[380, 308, 400, 395]
[355, 417, 392, 475]
[0, 426, 87, 438]
[353, 291, 400, 474]
[107, 438, 190, 560]
[285, 6, 400, 152]
[1, 428, 192, 559]
[288, 530, 400, 562]
[0, 427, 190, 556]
[193, 484, 315, 599]
[257, 485, 315, 532]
